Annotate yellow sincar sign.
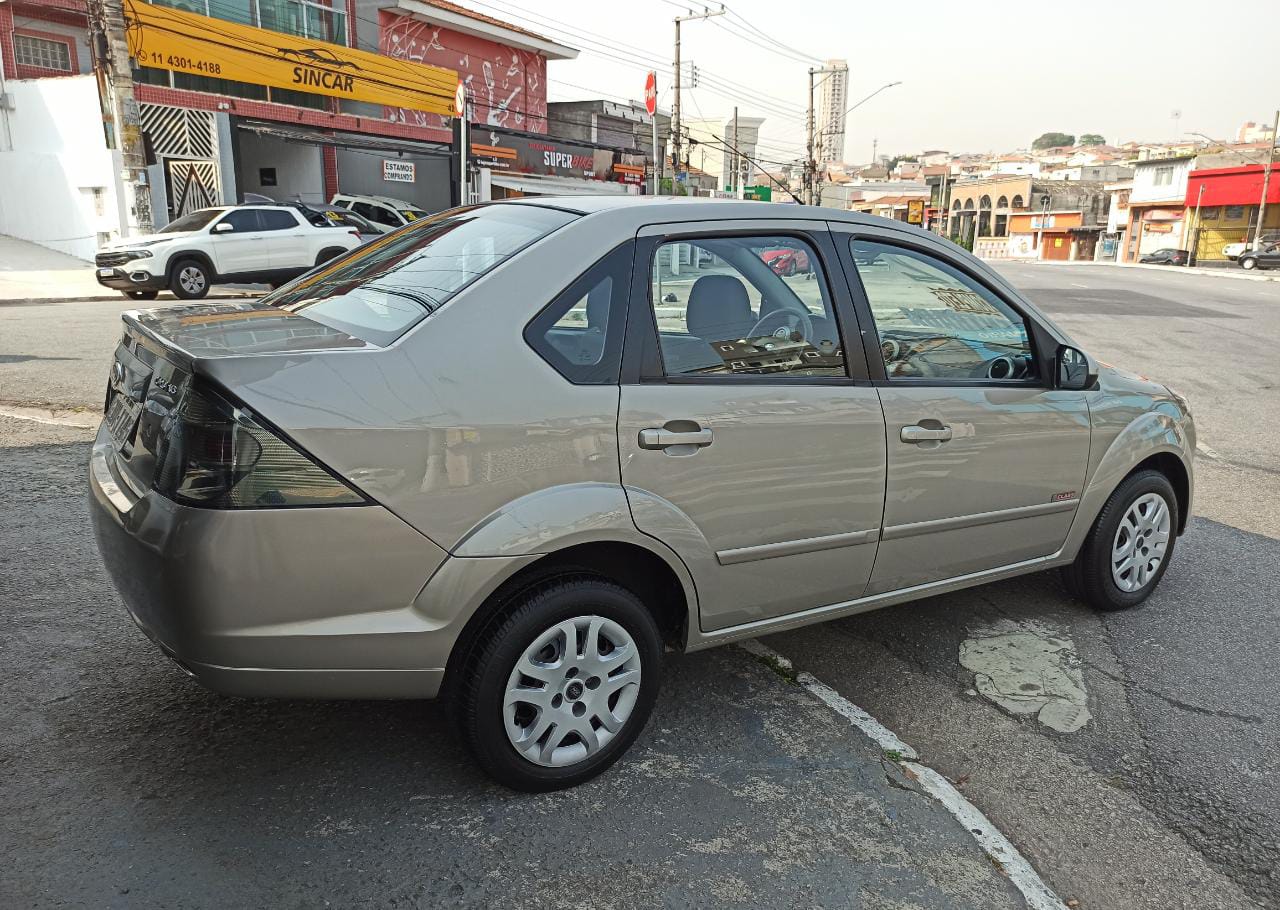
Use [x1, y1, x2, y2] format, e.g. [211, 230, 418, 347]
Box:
[124, 0, 458, 115]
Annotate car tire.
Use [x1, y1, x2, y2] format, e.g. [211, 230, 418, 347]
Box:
[315, 247, 346, 267]
[456, 576, 662, 791]
[123, 290, 159, 300]
[1064, 469, 1179, 612]
[1240, 257, 1258, 270]
[170, 258, 211, 299]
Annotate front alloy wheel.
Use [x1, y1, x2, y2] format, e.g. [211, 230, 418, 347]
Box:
[457, 577, 661, 791]
[1062, 469, 1179, 611]
[1241, 257, 1258, 270]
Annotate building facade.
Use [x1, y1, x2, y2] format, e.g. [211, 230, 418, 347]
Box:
[816, 59, 847, 165]
[1124, 155, 1195, 261]
[1184, 163, 1280, 263]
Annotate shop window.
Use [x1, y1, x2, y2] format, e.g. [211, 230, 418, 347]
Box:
[1199, 207, 1219, 221]
[14, 34, 72, 72]
[1224, 205, 1247, 222]
[152, 0, 347, 45]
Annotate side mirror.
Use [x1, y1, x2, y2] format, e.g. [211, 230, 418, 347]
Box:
[213, 222, 234, 234]
[1056, 345, 1096, 391]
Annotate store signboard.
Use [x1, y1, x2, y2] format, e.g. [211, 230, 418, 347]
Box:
[907, 199, 924, 224]
[124, 0, 457, 114]
[383, 160, 416, 183]
[471, 133, 614, 180]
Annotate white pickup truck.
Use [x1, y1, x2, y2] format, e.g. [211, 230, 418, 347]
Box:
[1222, 233, 1280, 260]
[94, 204, 363, 300]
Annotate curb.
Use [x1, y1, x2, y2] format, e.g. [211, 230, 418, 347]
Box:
[1016, 261, 1280, 283]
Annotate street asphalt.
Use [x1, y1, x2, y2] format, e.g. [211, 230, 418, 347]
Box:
[2, 261, 1278, 909]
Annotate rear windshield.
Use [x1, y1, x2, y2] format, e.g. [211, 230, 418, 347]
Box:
[264, 205, 575, 346]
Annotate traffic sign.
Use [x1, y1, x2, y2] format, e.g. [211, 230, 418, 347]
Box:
[455, 81, 466, 118]
[644, 71, 657, 116]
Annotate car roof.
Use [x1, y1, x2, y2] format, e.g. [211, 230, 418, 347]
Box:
[335, 193, 425, 209]
[492, 195, 936, 233]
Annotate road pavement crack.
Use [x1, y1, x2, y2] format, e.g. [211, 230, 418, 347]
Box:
[1080, 659, 1263, 723]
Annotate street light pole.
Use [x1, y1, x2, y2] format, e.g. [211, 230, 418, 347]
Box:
[1255, 109, 1279, 252]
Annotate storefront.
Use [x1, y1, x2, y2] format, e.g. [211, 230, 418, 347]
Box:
[1007, 211, 1084, 260]
[471, 131, 643, 200]
[1127, 204, 1185, 259]
[1184, 164, 1280, 263]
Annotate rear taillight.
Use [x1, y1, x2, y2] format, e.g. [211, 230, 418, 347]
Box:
[154, 383, 365, 509]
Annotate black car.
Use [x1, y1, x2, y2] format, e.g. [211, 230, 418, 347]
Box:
[1238, 242, 1280, 271]
[1139, 248, 1188, 266]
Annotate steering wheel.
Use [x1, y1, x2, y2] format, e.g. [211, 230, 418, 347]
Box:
[748, 306, 813, 344]
[971, 354, 1029, 380]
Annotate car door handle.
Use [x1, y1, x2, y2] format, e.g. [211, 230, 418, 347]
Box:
[901, 424, 953, 443]
[638, 427, 714, 450]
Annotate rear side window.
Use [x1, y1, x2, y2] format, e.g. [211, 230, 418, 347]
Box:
[525, 244, 631, 384]
[265, 205, 576, 346]
[260, 209, 300, 230]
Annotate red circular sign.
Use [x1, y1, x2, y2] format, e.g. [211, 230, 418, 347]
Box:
[644, 71, 657, 116]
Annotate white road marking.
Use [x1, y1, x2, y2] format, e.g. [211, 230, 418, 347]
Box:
[742, 640, 1070, 910]
[1069, 282, 1088, 288]
[0, 405, 99, 428]
[1196, 443, 1222, 461]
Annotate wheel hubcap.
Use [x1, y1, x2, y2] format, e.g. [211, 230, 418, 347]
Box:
[180, 267, 205, 293]
[504, 615, 642, 768]
[1111, 492, 1171, 592]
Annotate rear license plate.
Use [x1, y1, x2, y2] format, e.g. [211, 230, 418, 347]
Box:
[98, 268, 115, 278]
[105, 394, 142, 448]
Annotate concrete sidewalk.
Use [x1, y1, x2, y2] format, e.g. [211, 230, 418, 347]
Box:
[0, 234, 263, 303]
[1019, 257, 1280, 282]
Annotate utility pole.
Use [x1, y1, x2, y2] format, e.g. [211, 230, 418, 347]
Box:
[671, 5, 723, 195]
[1254, 109, 1279, 252]
[91, 0, 153, 234]
[732, 106, 740, 198]
[805, 68, 815, 205]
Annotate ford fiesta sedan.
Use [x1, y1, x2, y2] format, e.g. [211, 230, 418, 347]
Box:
[90, 198, 1194, 790]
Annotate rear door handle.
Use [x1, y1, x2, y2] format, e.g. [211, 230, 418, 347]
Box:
[638, 427, 714, 450]
[901, 424, 953, 443]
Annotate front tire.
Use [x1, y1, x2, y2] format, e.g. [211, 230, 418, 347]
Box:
[170, 258, 211, 299]
[1240, 257, 1258, 270]
[457, 577, 662, 791]
[1062, 469, 1179, 611]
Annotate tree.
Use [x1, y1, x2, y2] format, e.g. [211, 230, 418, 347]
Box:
[1079, 133, 1106, 146]
[1032, 132, 1075, 150]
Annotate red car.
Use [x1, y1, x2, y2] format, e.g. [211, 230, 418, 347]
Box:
[760, 247, 810, 276]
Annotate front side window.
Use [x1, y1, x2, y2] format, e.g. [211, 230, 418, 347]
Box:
[648, 235, 845, 378]
[265, 204, 575, 346]
[216, 209, 262, 232]
[850, 239, 1035, 382]
[160, 209, 222, 234]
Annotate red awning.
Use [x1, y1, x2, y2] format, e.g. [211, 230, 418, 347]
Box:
[1185, 164, 1280, 207]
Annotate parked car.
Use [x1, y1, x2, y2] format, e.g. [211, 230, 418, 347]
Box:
[291, 202, 387, 243]
[760, 246, 811, 276]
[1237, 242, 1280, 270]
[330, 193, 429, 229]
[1138, 248, 1188, 266]
[1222, 233, 1280, 260]
[93, 205, 362, 300]
[90, 199, 1194, 791]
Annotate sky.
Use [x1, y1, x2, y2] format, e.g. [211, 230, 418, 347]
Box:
[468, 0, 1278, 164]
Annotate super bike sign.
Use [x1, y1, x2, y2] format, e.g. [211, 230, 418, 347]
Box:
[124, 0, 457, 115]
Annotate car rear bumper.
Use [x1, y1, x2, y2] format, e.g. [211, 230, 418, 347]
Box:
[89, 426, 458, 699]
[95, 266, 167, 292]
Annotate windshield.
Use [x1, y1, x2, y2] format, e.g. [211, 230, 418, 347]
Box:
[264, 204, 576, 346]
[160, 209, 222, 233]
[399, 209, 427, 222]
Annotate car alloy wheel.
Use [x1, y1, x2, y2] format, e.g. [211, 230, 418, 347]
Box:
[503, 615, 642, 768]
[1110, 492, 1171, 592]
[179, 266, 207, 294]
[1241, 258, 1257, 270]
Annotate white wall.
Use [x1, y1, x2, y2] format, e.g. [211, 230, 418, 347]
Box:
[235, 131, 325, 204]
[1130, 158, 1191, 204]
[0, 76, 124, 260]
